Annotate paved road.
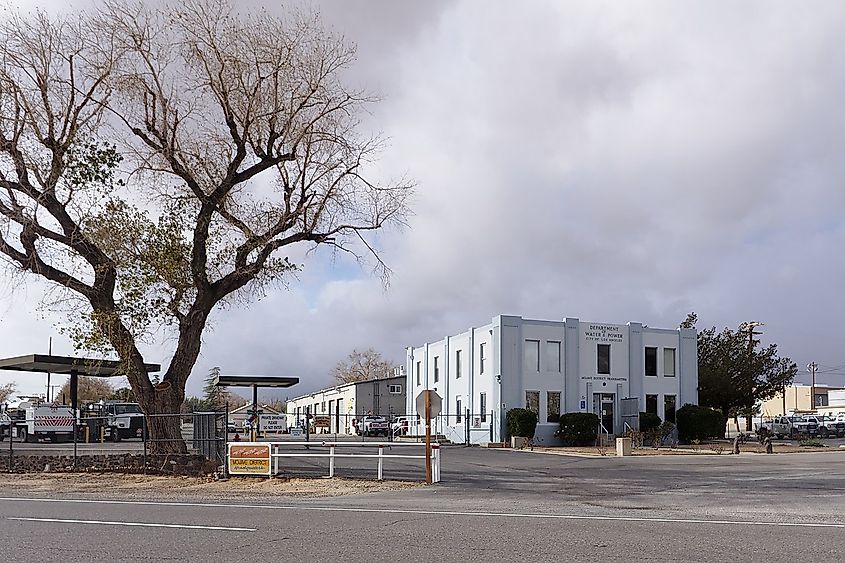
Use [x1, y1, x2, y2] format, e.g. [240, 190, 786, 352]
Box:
[1, 448, 844, 561]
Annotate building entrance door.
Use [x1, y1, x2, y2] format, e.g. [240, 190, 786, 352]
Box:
[593, 393, 615, 434]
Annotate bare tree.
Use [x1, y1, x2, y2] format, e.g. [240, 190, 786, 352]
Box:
[0, 382, 16, 404]
[0, 1, 411, 452]
[58, 376, 115, 403]
[332, 348, 397, 384]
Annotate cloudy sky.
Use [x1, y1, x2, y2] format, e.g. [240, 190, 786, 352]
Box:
[2, 0, 845, 401]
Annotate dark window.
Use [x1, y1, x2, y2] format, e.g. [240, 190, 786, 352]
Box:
[456, 398, 462, 423]
[597, 344, 611, 375]
[416, 361, 421, 385]
[646, 394, 658, 415]
[664, 395, 677, 423]
[645, 347, 657, 376]
[480, 343, 486, 374]
[434, 356, 440, 383]
[547, 391, 561, 422]
[455, 350, 462, 379]
[525, 391, 540, 414]
[480, 393, 487, 422]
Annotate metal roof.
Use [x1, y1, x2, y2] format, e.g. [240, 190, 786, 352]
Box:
[0, 354, 160, 377]
[214, 374, 299, 388]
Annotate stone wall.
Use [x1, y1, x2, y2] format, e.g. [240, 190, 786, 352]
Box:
[0, 453, 216, 476]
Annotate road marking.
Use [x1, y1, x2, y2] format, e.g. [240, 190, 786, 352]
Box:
[0, 497, 842, 529]
[6, 516, 255, 532]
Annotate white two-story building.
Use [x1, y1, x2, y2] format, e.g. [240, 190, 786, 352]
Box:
[406, 315, 698, 444]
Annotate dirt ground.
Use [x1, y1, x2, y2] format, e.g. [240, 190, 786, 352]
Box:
[0, 472, 420, 499]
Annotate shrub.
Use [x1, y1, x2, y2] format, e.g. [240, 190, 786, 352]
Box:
[676, 404, 724, 443]
[557, 412, 599, 446]
[506, 408, 538, 438]
[639, 412, 661, 432]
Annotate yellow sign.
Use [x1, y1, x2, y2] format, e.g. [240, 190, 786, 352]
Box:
[228, 443, 271, 475]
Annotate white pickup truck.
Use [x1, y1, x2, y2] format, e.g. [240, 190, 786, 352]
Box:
[357, 416, 389, 437]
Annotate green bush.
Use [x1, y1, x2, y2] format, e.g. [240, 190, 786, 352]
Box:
[506, 408, 538, 438]
[557, 412, 599, 446]
[676, 404, 724, 443]
[639, 412, 661, 432]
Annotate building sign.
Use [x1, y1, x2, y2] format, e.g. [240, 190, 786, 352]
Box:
[260, 414, 286, 433]
[313, 415, 330, 428]
[228, 443, 271, 476]
[583, 324, 624, 343]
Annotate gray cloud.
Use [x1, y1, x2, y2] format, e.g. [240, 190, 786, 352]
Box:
[3, 1, 845, 399]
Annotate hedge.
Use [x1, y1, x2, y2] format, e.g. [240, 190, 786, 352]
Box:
[639, 412, 662, 432]
[506, 408, 538, 438]
[676, 404, 724, 442]
[557, 412, 599, 446]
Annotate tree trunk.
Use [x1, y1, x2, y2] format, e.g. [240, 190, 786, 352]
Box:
[140, 385, 187, 454]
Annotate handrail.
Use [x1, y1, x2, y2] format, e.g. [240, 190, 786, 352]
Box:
[254, 441, 441, 482]
[597, 422, 611, 448]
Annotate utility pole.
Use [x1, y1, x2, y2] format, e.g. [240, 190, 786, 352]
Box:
[807, 362, 818, 412]
[742, 321, 765, 431]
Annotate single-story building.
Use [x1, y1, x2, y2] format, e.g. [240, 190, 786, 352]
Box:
[761, 384, 845, 416]
[285, 374, 406, 435]
[406, 315, 698, 444]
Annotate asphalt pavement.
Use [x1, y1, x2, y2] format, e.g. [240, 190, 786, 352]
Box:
[1, 447, 844, 561]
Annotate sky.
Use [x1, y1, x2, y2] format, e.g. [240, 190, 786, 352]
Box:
[2, 0, 845, 401]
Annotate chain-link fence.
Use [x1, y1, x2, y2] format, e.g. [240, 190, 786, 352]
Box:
[280, 411, 499, 445]
[1, 409, 228, 473]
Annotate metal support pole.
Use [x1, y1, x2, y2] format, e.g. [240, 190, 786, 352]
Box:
[432, 443, 441, 483]
[142, 421, 148, 474]
[224, 402, 230, 476]
[70, 369, 78, 467]
[425, 391, 432, 484]
[251, 384, 258, 442]
[377, 445, 384, 481]
[490, 410, 494, 443]
[329, 446, 335, 478]
[7, 406, 12, 473]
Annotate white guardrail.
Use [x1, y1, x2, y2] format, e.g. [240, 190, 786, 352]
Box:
[227, 441, 441, 483]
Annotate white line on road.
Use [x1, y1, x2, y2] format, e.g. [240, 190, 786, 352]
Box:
[7, 516, 256, 532]
[0, 497, 842, 529]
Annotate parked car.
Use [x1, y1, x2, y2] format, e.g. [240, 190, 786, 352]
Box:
[391, 415, 419, 437]
[817, 415, 845, 438]
[356, 416, 389, 437]
[790, 415, 820, 437]
[760, 416, 793, 439]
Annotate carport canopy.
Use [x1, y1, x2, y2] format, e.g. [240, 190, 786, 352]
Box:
[0, 354, 160, 377]
[214, 374, 299, 438]
[0, 354, 161, 413]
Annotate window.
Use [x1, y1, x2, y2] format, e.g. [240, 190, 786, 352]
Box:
[646, 394, 658, 415]
[388, 384, 402, 394]
[456, 397, 462, 423]
[321, 401, 326, 412]
[416, 361, 421, 385]
[455, 350, 462, 379]
[525, 391, 540, 414]
[524, 339, 540, 372]
[645, 347, 657, 376]
[480, 392, 487, 422]
[547, 391, 561, 423]
[664, 394, 677, 423]
[546, 341, 561, 372]
[597, 344, 611, 375]
[480, 343, 486, 374]
[434, 356, 440, 383]
[663, 348, 676, 377]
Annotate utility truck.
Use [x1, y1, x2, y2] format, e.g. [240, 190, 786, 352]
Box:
[0, 402, 78, 443]
[85, 401, 146, 442]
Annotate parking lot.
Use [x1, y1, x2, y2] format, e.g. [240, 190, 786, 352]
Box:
[0, 446, 844, 561]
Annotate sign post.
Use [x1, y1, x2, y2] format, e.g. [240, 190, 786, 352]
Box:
[425, 391, 431, 484]
[415, 390, 442, 485]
